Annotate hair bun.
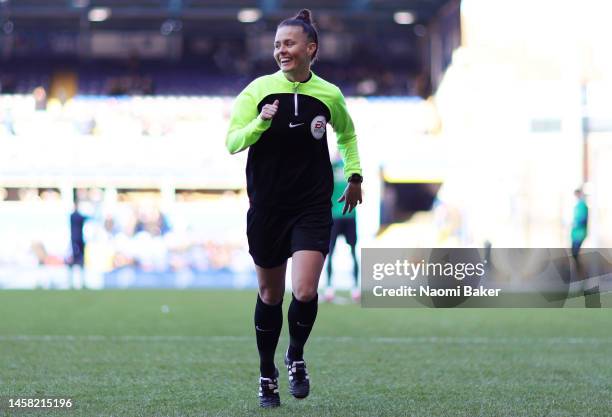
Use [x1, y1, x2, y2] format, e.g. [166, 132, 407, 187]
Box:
[296, 9, 312, 24]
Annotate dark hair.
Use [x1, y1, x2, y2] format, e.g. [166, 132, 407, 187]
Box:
[278, 9, 319, 61]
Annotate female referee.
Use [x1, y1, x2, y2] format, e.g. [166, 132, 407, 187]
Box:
[225, 9, 362, 408]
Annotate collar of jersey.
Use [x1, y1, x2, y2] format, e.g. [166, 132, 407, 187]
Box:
[273, 70, 315, 88]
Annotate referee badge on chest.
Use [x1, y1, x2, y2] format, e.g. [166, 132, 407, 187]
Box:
[310, 115, 327, 140]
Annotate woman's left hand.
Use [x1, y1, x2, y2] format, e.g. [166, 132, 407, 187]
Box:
[338, 182, 363, 215]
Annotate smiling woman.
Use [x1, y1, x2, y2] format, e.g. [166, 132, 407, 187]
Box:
[225, 8, 363, 409]
[274, 10, 319, 82]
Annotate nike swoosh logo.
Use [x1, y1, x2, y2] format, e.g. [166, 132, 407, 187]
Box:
[289, 122, 304, 128]
[256, 326, 274, 332]
[296, 321, 312, 328]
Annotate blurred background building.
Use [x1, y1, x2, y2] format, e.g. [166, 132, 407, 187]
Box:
[0, 0, 610, 289]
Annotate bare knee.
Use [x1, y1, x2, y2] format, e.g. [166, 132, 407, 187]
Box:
[291, 251, 324, 302]
[255, 263, 286, 305]
[293, 286, 318, 302]
[259, 285, 284, 305]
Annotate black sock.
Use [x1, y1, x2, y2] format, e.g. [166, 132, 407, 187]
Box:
[254, 294, 283, 378]
[287, 293, 318, 361]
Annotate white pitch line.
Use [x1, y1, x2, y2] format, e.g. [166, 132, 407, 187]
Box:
[0, 335, 611, 345]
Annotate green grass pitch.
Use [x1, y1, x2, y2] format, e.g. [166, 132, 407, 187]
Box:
[0, 290, 611, 416]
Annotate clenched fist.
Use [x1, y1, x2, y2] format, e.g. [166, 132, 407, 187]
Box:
[259, 99, 279, 121]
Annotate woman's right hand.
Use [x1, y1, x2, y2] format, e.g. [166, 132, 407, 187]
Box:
[259, 99, 279, 121]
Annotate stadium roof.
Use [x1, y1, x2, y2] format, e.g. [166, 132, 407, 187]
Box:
[1, 0, 453, 32]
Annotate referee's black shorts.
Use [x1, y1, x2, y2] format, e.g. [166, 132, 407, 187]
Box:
[246, 206, 333, 269]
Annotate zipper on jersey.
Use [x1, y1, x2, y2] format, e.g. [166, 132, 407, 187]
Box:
[293, 83, 299, 116]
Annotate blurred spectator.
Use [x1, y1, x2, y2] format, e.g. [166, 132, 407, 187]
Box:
[106, 75, 155, 96]
[33, 86, 47, 111]
[325, 156, 360, 302]
[571, 188, 588, 258]
[69, 202, 88, 268]
[30, 241, 62, 266]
